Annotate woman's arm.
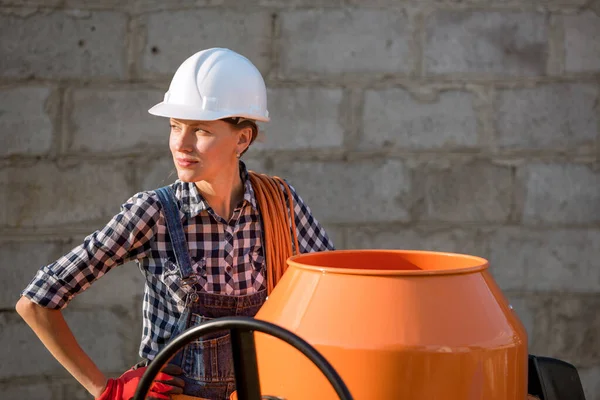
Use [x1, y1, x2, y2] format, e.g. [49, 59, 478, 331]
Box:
[16, 296, 108, 397]
[282, 180, 335, 253]
[16, 192, 162, 397]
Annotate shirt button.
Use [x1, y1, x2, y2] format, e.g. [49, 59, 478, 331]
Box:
[225, 266, 232, 273]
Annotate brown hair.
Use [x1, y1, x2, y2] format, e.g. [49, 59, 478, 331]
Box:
[221, 117, 258, 156]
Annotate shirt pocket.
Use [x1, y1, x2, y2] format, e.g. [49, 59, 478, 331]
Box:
[158, 259, 188, 304]
[243, 249, 265, 291]
[238, 247, 264, 273]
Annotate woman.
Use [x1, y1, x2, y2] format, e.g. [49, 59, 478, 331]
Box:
[16, 48, 334, 400]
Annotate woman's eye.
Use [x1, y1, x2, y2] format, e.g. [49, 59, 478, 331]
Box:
[195, 129, 212, 135]
[170, 124, 181, 131]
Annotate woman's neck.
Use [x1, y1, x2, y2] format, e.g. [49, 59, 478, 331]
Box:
[195, 164, 245, 221]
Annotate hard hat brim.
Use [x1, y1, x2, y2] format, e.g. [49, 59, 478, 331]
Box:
[148, 102, 270, 122]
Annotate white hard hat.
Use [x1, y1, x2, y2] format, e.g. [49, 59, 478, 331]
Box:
[148, 48, 269, 122]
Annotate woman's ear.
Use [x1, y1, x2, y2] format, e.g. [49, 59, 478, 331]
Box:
[236, 126, 253, 154]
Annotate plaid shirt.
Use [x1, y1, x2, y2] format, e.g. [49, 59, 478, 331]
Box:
[21, 162, 334, 358]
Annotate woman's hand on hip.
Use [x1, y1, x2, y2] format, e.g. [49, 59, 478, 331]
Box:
[95, 363, 185, 400]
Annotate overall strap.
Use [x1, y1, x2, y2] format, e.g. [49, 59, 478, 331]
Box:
[155, 186, 195, 280]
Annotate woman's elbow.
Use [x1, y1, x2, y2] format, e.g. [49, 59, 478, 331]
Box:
[16, 296, 37, 319]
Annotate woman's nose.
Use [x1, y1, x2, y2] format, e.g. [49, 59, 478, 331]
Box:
[173, 129, 193, 152]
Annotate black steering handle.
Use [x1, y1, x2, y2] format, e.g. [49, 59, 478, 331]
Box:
[132, 316, 353, 400]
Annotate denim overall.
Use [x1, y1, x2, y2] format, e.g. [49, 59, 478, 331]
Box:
[155, 186, 267, 399]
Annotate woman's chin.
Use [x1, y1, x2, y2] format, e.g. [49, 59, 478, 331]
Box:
[176, 171, 202, 183]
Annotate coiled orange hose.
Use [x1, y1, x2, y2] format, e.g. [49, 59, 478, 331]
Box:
[248, 171, 300, 295]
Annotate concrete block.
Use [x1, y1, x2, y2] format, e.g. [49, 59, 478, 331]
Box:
[69, 88, 167, 153]
[0, 312, 71, 378]
[134, 0, 345, 8]
[518, 163, 600, 224]
[63, 308, 133, 372]
[485, 228, 600, 292]
[414, 162, 513, 222]
[0, 240, 68, 309]
[0, 86, 54, 156]
[496, 84, 598, 150]
[0, 11, 127, 79]
[141, 10, 272, 77]
[4, 0, 124, 7]
[137, 155, 177, 191]
[0, 0, 62, 5]
[3, 161, 131, 227]
[425, 11, 547, 75]
[362, 88, 479, 150]
[0, 380, 57, 400]
[0, 170, 7, 226]
[240, 157, 269, 174]
[345, 226, 485, 256]
[562, 11, 600, 73]
[62, 381, 95, 400]
[578, 365, 600, 400]
[502, 293, 600, 367]
[526, 294, 600, 367]
[262, 159, 412, 223]
[280, 9, 412, 75]
[253, 87, 344, 150]
[64, 0, 126, 8]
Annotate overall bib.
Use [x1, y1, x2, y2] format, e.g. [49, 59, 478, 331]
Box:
[155, 186, 267, 400]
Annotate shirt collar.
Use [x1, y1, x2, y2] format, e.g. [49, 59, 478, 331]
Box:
[178, 161, 258, 218]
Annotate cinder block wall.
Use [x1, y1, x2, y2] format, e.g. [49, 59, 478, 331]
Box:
[1, 1, 598, 399]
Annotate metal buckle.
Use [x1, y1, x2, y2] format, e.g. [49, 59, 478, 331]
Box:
[181, 275, 200, 304]
[188, 292, 199, 303]
[180, 275, 199, 287]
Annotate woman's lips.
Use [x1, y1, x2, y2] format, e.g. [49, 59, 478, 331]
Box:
[176, 158, 198, 168]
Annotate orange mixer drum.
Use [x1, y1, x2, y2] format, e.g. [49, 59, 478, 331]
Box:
[254, 250, 528, 400]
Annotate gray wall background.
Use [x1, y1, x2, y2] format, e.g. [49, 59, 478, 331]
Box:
[0, 0, 599, 399]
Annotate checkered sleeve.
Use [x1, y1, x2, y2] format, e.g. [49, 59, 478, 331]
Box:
[21, 191, 160, 309]
[284, 181, 335, 253]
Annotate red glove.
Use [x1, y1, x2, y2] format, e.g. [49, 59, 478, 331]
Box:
[96, 364, 185, 400]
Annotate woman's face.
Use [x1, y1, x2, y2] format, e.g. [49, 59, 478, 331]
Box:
[169, 118, 249, 183]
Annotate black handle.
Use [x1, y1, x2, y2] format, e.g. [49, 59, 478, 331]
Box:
[133, 316, 353, 400]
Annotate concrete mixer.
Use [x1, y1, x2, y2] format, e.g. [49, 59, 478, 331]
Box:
[133, 250, 587, 400]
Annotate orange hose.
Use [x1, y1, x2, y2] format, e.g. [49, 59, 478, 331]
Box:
[248, 171, 300, 295]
